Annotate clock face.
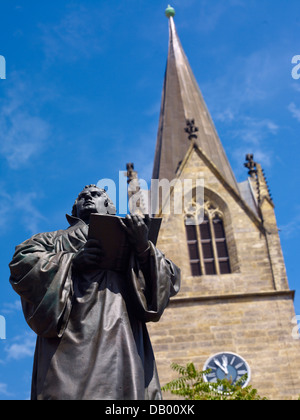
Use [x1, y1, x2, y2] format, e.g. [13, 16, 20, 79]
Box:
[203, 352, 251, 387]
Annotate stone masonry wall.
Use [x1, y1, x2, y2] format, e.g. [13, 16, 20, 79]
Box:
[147, 146, 300, 399]
[148, 293, 300, 400]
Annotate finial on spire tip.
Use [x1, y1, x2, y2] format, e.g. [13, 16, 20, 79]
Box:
[165, 5, 175, 18]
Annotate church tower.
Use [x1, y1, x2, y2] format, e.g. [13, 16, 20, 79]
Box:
[147, 7, 300, 400]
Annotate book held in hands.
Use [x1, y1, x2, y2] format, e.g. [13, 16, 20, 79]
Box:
[88, 214, 162, 272]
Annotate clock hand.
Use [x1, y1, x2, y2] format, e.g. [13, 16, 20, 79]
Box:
[214, 358, 227, 374]
[222, 355, 229, 375]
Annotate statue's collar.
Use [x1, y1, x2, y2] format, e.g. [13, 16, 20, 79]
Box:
[65, 214, 88, 227]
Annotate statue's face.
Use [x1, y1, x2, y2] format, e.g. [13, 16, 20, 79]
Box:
[75, 187, 116, 222]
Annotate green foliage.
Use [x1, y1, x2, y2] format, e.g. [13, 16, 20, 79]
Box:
[162, 362, 268, 400]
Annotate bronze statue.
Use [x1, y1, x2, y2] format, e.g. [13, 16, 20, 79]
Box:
[9, 184, 180, 400]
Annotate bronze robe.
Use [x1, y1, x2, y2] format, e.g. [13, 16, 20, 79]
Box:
[9, 215, 180, 400]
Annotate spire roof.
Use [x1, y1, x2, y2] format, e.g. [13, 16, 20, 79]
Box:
[152, 14, 239, 194]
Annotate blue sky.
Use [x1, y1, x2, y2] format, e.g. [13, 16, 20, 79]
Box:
[0, 0, 299, 399]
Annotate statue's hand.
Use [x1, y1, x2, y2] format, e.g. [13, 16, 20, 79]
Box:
[120, 214, 150, 255]
[73, 239, 104, 271]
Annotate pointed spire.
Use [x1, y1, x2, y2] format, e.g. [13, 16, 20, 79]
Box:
[152, 10, 239, 194]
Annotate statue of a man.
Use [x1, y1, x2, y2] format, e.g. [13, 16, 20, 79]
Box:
[9, 184, 180, 400]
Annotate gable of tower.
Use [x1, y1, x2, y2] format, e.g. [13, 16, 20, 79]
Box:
[155, 144, 275, 298]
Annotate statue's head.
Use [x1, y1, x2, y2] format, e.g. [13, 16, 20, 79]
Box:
[72, 184, 116, 222]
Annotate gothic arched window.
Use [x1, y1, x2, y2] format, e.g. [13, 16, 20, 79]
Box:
[185, 201, 231, 276]
[185, 219, 202, 276]
[212, 215, 231, 274]
[200, 214, 216, 275]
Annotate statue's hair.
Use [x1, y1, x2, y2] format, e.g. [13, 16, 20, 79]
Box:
[72, 185, 107, 217]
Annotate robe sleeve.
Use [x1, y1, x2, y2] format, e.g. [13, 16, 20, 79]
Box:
[9, 232, 74, 338]
[128, 241, 181, 323]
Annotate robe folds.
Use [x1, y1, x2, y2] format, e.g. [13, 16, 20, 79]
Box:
[9, 215, 180, 401]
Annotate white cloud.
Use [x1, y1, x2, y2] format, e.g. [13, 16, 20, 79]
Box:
[0, 186, 46, 236]
[0, 74, 51, 169]
[291, 83, 300, 93]
[181, 0, 245, 33]
[0, 383, 13, 398]
[14, 191, 47, 234]
[288, 102, 300, 122]
[1, 300, 22, 315]
[215, 108, 235, 123]
[279, 209, 300, 239]
[221, 115, 279, 179]
[40, 6, 105, 63]
[228, 116, 278, 170]
[0, 113, 50, 169]
[205, 49, 280, 121]
[201, 46, 281, 171]
[231, 117, 279, 146]
[5, 332, 36, 361]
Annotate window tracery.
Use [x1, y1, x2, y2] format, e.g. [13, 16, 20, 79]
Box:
[185, 200, 231, 276]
